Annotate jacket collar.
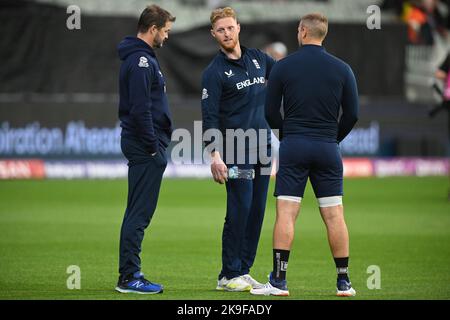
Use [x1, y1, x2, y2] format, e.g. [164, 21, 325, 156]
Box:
[218, 45, 248, 62]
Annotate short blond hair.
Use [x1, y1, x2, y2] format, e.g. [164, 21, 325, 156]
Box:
[300, 13, 328, 40]
[210, 7, 237, 27]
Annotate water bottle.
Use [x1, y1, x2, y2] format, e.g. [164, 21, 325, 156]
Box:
[228, 166, 255, 180]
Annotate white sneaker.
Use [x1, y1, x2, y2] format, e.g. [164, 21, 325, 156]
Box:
[250, 282, 289, 296]
[336, 280, 356, 297]
[216, 276, 252, 292]
[240, 274, 264, 289]
[336, 286, 356, 297]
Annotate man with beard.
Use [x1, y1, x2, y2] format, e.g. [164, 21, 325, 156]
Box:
[201, 7, 276, 292]
[115, 5, 175, 294]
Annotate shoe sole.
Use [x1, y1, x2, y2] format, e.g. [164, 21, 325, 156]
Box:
[250, 289, 289, 296]
[336, 290, 356, 297]
[269, 292, 289, 296]
[216, 285, 252, 292]
[115, 287, 163, 294]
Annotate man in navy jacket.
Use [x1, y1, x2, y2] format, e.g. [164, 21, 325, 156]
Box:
[115, 5, 175, 295]
[201, 7, 276, 292]
[251, 13, 359, 297]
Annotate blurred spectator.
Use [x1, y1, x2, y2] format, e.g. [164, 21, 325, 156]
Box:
[263, 41, 288, 61]
[431, 52, 450, 114]
[381, 0, 409, 16]
[435, 0, 450, 30]
[435, 51, 450, 99]
[263, 41, 288, 176]
[431, 52, 450, 156]
[401, 0, 448, 45]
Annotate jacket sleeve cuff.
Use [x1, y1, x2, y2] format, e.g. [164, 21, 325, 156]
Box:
[145, 142, 159, 155]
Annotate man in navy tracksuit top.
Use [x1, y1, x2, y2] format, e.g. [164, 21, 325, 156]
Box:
[250, 14, 359, 297]
[201, 7, 276, 292]
[115, 5, 175, 295]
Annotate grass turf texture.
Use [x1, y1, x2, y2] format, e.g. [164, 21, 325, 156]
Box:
[0, 177, 449, 300]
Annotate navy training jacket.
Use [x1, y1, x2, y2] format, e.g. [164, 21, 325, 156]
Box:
[118, 36, 173, 154]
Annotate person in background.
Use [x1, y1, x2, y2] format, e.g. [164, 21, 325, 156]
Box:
[402, 0, 448, 45]
[263, 42, 288, 61]
[263, 41, 288, 176]
[433, 52, 450, 199]
[432, 53, 450, 153]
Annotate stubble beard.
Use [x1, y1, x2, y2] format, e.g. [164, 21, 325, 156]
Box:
[221, 38, 237, 52]
[153, 35, 164, 49]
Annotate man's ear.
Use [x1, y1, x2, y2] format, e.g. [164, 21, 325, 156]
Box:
[149, 25, 158, 35]
[210, 29, 215, 38]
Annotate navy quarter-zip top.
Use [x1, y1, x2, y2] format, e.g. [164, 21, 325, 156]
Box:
[265, 44, 358, 143]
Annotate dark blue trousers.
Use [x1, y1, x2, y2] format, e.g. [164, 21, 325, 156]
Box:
[219, 160, 271, 280]
[119, 137, 167, 277]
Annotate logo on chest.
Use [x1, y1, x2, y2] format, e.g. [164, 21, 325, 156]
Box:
[224, 69, 235, 78]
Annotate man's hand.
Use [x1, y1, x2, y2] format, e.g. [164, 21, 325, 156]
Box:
[210, 151, 228, 184]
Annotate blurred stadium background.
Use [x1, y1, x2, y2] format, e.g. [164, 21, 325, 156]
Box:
[1, 0, 449, 175]
[0, 0, 449, 300]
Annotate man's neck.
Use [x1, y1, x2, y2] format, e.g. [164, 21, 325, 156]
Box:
[137, 33, 154, 49]
[221, 43, 242, 60]
[301, 39, 323, 46]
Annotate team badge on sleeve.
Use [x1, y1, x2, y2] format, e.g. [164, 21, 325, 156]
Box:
[202, 88, 208, 100]
[138, 56, 149, 68]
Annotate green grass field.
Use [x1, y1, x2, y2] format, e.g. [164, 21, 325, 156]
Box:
[0, 177, 449, 300]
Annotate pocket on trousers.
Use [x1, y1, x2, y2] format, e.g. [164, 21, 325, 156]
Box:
[152, 150, 168, 168]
